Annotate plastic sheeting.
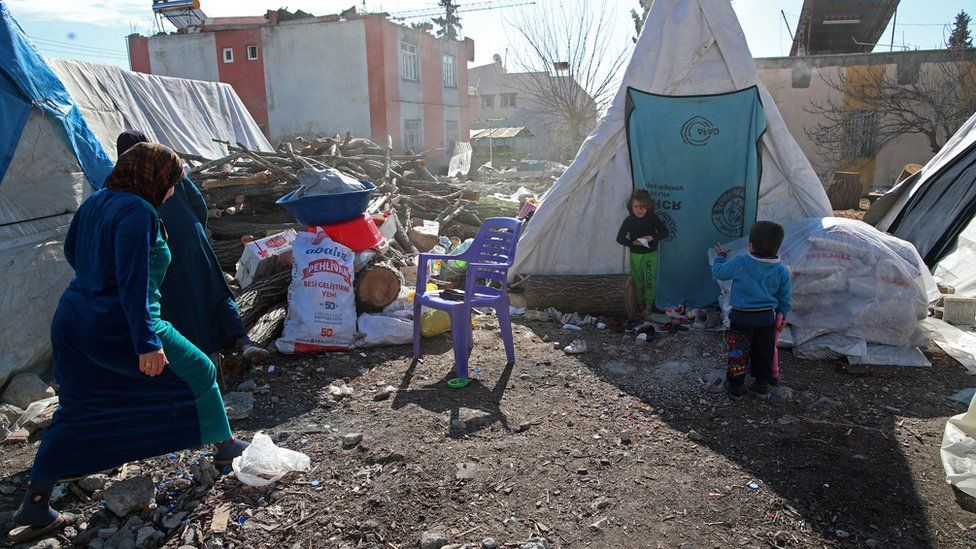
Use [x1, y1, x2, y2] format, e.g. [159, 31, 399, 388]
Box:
[942, 393, 976, 498]
[511, 0, 832, 279]
[0, 16, 272, 386]
[715, 218, 937, 361]
[869, 111, 976, 298]
[0, 3, 113, 187]
[49, 59, 272, 162]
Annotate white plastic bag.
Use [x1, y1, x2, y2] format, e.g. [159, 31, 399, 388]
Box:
[232, 432, 311, 487]
[276, 229, 357, 354]
[356, 313, 414, 347]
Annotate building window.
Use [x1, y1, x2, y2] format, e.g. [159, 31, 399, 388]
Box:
[403, 119, 423, 152]
[222, 47, 234, 63]
[844, 109, 877, 157]
[246, 45, 259, 61]
[445, 120, 460, 155]
[443, 55, 457, 87]
[400, 41, 418, 81]
[481, 94, 494, 109]
[501, 93, 517, 108]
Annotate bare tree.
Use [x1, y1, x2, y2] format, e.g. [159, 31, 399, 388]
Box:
[804, 49, 976, 176]
[505, 1, 629, 160]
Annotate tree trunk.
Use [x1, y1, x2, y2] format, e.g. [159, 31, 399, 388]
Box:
[237, 270, 291, 328]
[522, 274, 634, 318]
[826, 172, 862, 210]
[355, 260, 404, 312]
[247, 305, 287, 347]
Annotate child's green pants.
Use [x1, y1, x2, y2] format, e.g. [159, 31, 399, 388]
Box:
[629, 251, 659, 309]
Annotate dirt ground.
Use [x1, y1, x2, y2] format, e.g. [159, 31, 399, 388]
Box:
[3, 314, 976, 549]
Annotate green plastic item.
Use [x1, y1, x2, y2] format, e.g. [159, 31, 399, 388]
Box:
[447, 377, 470, 389]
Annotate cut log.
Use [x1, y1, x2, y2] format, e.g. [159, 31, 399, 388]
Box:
[355, 260, 404, 313]
[247, 304, 287, 347]
[208, 219, 301, 240]
[522, 274, 633, 318]
[827, 172, 862, 210]
[237, 269, 291, 328]
[211, 238, 244, 272]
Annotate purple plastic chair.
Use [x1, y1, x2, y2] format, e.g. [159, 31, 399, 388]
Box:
[412, 217, 525, 388]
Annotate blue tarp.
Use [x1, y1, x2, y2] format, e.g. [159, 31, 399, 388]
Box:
[0, 3, 113, 186]
[626, 86, 766, 309]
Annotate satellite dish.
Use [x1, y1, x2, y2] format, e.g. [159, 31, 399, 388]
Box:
[492, 53, 502, 64]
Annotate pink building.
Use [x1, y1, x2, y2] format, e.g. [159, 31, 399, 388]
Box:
[128, 11, 475, 163]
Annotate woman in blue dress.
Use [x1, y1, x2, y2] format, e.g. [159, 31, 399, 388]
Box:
[10, 143, 248, 543]
[115, 131, 269, 362]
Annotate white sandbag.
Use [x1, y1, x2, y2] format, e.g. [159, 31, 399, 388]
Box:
[276, 229, 357, 354]
[847, 345, 931, 367]
[357, 312, 414, 347]
[232, 432, 311, 487]
[717, 218, 936, 352]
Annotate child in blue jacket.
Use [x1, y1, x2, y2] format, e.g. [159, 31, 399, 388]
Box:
[712, 221, 791, 398]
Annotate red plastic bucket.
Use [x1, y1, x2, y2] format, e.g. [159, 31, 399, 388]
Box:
[312, 213, 387, 253]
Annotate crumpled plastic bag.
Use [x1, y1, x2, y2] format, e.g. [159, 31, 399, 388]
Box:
[232, 432, 311, 487]
[293, 166, 365, 197]
[943, 393, 976, 498]
[357, 312, 414, 347]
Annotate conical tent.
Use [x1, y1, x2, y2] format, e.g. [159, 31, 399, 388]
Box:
[867, 110, 976, 297]
[511, 0, 831, 281]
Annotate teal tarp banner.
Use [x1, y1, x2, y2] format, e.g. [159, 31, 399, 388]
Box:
[626, 86, 766, 309]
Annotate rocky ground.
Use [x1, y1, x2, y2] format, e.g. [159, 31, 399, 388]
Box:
[3, 314, 976, 549]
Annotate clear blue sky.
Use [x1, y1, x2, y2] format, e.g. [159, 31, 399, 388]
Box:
[5, 0, 971, 68]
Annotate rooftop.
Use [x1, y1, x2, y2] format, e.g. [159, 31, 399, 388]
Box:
[790, 0, 900, 56]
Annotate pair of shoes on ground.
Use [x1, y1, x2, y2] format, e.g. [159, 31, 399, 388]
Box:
[725, 380, 770, 399]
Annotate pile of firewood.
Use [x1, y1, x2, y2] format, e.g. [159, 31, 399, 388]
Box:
[178, 133, 526, 349]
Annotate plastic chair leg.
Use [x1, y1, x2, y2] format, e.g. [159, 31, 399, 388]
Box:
[450, 307, 471, 381]
[412, 301, 422, 359]
[496, 301, 516, 365]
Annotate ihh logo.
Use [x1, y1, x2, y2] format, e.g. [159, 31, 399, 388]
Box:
[680, 115, 720, 146]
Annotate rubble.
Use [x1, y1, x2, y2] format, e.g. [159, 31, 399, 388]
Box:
[102, 475, 155, 517]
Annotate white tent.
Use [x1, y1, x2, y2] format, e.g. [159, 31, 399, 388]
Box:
[866, 110, 976, 297]
[0, 57, 271, 387]
[511, 0, 832, 278]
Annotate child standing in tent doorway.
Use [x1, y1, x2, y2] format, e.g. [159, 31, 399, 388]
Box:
[711, 221, 792, 399]
[616, 189, 669, 316]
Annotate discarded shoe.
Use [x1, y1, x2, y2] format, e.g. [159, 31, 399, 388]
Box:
[665, 305, 685, 319]
[692, 310, 708, 330]
[563, 339, 587, 355]
[648, 313, 671, 325]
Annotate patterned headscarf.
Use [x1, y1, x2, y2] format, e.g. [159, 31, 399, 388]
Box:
[116, 130, 149, 157]
[104, 142, 184, 208]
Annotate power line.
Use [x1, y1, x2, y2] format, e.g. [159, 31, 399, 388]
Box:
[28, 35, 128, 56]
[33, 45, 129, 61]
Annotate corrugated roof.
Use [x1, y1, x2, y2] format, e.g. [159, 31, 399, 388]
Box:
[791, 0, 900, 56]
[470, 127, 534, 140]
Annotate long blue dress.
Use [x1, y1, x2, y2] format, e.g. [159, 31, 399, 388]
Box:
[158, 177, 245, 354]
[30, 188, 231, 481]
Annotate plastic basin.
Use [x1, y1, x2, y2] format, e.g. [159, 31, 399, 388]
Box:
[313, 213, 387, 253]
[276, 180, 376, 226]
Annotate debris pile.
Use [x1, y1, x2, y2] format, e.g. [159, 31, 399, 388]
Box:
[182, 133, 544, 350]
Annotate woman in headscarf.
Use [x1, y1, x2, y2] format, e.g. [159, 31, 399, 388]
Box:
[9, 143, 248, 543]
[115, 131, 269, 362]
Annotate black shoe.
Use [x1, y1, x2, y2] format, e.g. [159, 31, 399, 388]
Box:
[748, 381, 770, 396]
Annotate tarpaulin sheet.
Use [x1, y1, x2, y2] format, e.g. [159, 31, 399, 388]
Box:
[49, 59, 272, 162]
[0, 3, 113, 187]
[511, 0, 832, 279]
[626, 86, 765, 308]
[869, 111, 976, 298]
